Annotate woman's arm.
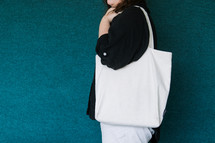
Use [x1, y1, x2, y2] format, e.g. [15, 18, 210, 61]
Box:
[95, 6, 149, 70]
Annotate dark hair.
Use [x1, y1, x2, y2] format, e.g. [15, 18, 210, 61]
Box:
[103, 0, 147, 13]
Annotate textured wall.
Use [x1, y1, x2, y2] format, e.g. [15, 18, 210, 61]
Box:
[148, 0, 215, 142]
[0, 0, 214, 143]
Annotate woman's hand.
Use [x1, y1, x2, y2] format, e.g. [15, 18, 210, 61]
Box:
[104, 7, 122, 23]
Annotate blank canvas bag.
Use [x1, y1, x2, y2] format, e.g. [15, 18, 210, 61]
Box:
[95, 5, 172, 128]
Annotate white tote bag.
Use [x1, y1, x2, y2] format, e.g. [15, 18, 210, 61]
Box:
[95, 5, 172, 128]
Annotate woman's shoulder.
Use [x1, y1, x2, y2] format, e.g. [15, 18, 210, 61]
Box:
[122, 5, 144, 15]
[111, 5, 146, 25]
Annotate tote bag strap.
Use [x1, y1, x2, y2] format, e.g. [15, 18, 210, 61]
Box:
[133, 5, 154, 49]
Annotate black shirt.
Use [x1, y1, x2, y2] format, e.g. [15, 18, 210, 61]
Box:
[86, 1, 160, 142]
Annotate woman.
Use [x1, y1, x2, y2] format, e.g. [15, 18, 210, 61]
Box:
[87, 0, 161, 142]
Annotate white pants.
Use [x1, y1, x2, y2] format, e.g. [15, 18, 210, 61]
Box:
[100, 122, 155, 143]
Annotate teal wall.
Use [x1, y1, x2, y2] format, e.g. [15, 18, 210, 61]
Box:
[0, 0, 214, 142]
[149, 0, 215, 142]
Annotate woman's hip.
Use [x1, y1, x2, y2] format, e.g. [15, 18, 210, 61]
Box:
[100, 122, 154, 143]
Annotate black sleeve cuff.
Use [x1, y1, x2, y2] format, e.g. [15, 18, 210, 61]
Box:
[95, 33, 109, 58]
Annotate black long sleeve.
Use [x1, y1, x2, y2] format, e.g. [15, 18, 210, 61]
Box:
[95, 6, 149, 70]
